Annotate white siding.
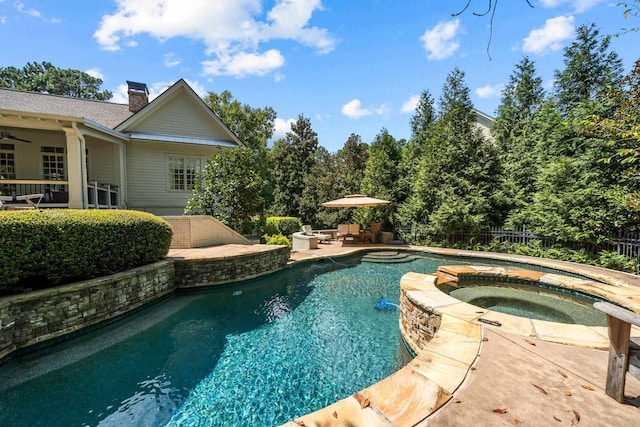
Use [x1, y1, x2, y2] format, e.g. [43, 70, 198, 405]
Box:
[125, 140, 223, 214]
[126, 90, 231, 140]
[86, 138, 117, 185]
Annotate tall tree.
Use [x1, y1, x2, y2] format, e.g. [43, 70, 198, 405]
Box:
[404, 67, 500, 233]
[185, 149, 265, 234]
[203, 90, 276, 209]
[269, 115, 319, 218]
[553, 23, 623, 111]
[0, 61, 112, 100]
[203, 90, 276, 152]
[511, 24, 627, 242]
[335, 133, 369, 196]
[357, 129, 402, 229]
[493, 57, 545, 222]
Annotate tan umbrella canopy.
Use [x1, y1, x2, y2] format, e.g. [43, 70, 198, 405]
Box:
[321, 194, 391, 208]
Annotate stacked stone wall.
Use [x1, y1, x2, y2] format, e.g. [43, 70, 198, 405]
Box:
[400, 289, 442, 352]
[174, 246, 290, 288]
[0, 260, 175, 361]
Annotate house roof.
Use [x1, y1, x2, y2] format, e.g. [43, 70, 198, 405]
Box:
[0, 88, 133, 128]
[0, 80, 245, 148]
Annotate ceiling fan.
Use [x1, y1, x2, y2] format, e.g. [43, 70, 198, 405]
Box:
[1, 127, 31, 143]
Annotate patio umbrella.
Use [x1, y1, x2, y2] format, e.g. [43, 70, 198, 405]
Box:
[321, 194, 391, 208]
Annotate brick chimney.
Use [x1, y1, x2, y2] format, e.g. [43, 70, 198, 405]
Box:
[127, 81, 149, 113]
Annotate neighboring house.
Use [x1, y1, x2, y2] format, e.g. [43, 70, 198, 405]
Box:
[0, 79, 244, 215]
[474, 109, 494, 141]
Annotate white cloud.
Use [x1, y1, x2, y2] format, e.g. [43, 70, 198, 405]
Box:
[341, 99, 372, 119]
[401, 95, 420, 113]
[374, 103, 391, 116]
[0, 16, 6, 24]
[202, 49, 285, 77]
[14, 1, 59, 23]
[272, 117, 295, 141]
[475, 84, 504, 98]
[420, 19, 461, 60]
[274, 72, 285, 82]
[85, 68, 104, 80]
[539, 0, 602, 13]
[15, 1, 41, 18]
[93, 0, 338, 77]
[164, 52, 181, 67]
[522, 15, 574, 55]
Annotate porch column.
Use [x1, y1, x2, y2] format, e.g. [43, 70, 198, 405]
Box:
[64, 127, 87, 209]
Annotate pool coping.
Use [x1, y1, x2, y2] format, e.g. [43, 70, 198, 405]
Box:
[280, 247, 640, 426]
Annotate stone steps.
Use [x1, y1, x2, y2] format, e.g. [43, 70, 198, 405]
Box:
[361, 251, 419, 263]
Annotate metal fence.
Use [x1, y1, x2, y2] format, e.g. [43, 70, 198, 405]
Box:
[396, 225, 640, 274]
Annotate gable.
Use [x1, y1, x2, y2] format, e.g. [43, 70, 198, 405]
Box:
[118, 86, 233, 141]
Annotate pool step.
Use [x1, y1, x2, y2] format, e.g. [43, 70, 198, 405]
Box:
[362, 251, 419, 263]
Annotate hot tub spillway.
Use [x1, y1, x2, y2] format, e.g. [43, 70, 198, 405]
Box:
[361, 251, 420, 263]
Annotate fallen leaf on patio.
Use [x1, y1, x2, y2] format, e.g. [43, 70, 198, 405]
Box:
[553, 415, 562, 422]
[558, 370, 568, 378]
[332, 411, 338, 419]
[470, 367, 477, 371]
[353, 392, 370, 409]
[573, 409, 580, 422]
[452, 398, 461, 403]
[482, 337, 489, 342]
[525, 339, 536, 346]
[493, 408, 508, 414]
[532, 384, 548, 394]
[563, 391, 572, 396]
[581, 385, 595, 391]
[509, 416, 523, 425]
[294, 420, 305, 426]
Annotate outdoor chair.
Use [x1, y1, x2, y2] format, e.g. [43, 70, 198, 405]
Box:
[302, 225, 330, 243]
[338, 224, 361, 243]
[364, 222, 382, 243]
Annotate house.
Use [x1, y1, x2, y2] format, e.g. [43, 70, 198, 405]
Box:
[0, 79, 245, 215]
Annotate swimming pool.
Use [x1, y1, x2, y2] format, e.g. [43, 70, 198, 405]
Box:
[0, 253, 595, 426]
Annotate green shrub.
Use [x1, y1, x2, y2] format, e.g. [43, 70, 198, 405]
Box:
[264, 216, 302, 237]
[0, 209, 173, 290]
[597, 250, 638, 272]
[263, 233, 291, 249]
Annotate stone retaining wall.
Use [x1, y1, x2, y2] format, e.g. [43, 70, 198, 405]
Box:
[174, 246, 290, 288]
[400, 286, 442, 352]
[0, 260, 176, 361]
[0, 245, 290, 362]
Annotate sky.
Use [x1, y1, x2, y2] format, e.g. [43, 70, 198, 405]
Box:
[0, 1, 638, 153]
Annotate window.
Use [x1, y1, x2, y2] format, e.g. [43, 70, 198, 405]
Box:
[0, 143, 16, 180]
[168, 156, 201, 191]
[41, 146, 66, 180]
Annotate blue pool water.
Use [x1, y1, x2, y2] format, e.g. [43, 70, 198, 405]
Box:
[0, 254, 445, 427]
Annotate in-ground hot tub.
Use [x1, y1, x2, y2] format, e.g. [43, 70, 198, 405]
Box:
[437, 278, 607, 326]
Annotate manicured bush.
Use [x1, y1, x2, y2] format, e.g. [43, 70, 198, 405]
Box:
[0, 209, 173, 290]
[264, 216, 302, 237]
[263, 233, 292, 249]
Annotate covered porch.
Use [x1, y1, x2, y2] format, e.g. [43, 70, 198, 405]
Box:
[0, 112, 127, 209]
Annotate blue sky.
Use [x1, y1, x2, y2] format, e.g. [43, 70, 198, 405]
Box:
[1, 1, 638, 152]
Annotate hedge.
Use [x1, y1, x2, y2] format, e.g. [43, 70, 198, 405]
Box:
[264, 216, 302, 237]
[0, 209, 173, 290]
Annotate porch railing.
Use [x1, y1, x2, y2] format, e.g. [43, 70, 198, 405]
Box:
[0, 179, 119, 209]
